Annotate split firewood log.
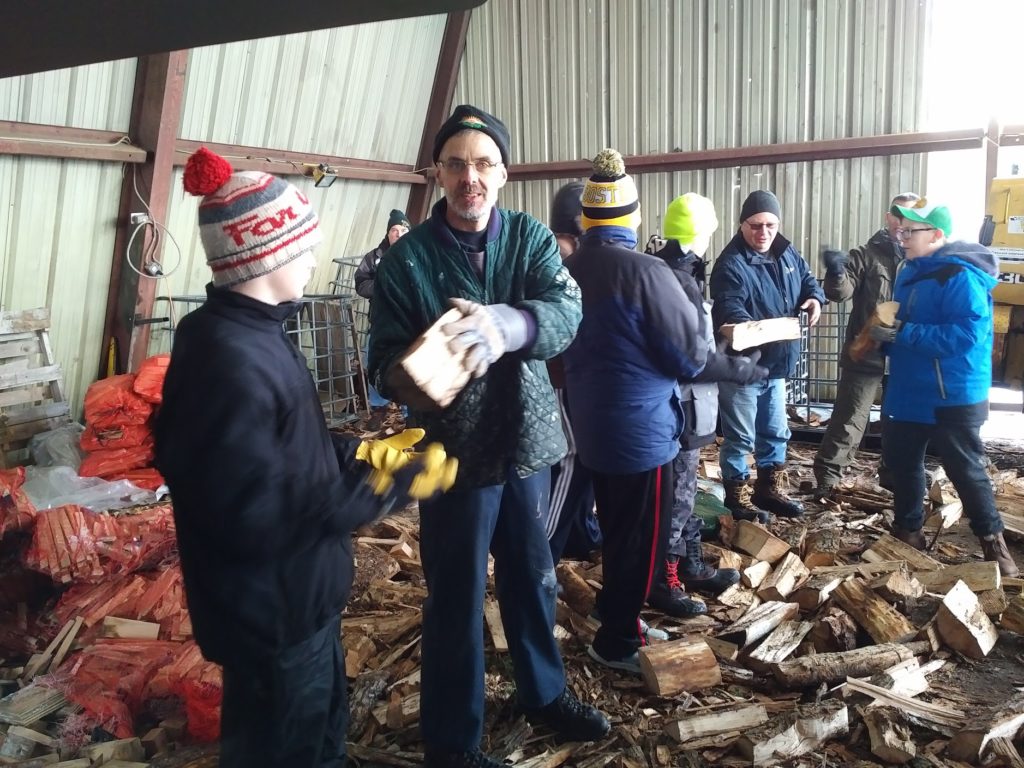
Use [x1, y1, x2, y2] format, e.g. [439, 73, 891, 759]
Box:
[849, 301, 899, 362]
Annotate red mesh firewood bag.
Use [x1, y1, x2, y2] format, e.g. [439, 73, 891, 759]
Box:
[24, 503, 176, 584]
[80, 424, 152, 452]
[133, 354, 170, 404]
[83, 375, 152, 429]
[0, 467, 38, 537]
[78, 441, 155, 478]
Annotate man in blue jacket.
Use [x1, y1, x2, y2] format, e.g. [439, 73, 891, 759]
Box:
[710, 190, 824, 522]
[871, 200, 1019, 577]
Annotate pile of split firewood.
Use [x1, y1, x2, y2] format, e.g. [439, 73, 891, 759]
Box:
[339, 438, 1024, 768]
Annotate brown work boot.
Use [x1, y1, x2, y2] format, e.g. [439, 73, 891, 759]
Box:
[752, 464, 804, 518]
[979, 532, 1020, 578]
[723, 479, 769, 524]
[892, 525, 926, 550]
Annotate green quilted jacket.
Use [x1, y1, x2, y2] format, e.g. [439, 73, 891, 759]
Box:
[368, 201, 582, 489]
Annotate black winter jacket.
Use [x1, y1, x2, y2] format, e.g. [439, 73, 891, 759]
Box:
[709, 232, 824, 378]
[155, 285, 383, 664]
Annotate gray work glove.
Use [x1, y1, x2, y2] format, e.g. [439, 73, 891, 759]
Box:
[822, 248, 847, 277]
[868, 319, 902, 344]
[443, 298, 529, 379]
[694, 349, 769, 385]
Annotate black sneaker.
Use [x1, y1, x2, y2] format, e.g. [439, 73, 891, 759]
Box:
[423, 748, 506, 768]
[523, 687, 610, 742]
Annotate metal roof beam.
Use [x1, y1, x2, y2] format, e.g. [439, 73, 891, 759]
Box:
[507, 129, 986, 182]
[407, 10, 473, 224]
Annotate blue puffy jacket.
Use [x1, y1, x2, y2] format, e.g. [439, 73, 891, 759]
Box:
[563, 239, 708, 474]
[882, 242, 998, 424]
[709, 232, 824, 378]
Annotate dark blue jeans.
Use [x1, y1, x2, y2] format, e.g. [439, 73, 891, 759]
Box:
[882, 418, 1002, 537]
[220, 617, 347, 768]
[418, 467, 565, 752]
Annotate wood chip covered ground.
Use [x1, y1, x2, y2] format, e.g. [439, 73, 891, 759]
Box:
[1, 405, 1024, 766]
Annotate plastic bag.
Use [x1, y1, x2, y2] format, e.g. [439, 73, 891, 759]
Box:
[29, 423, 86, 469]
[23, 466, 157, 512]
[102, 468, 165, 493]
[133, 354, 170, 404]
[83, 375, 152, 429]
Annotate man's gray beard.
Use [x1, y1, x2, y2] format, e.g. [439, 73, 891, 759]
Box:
[450, 200, 488, 221]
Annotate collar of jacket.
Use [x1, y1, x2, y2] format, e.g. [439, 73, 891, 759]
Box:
[203, 282, 302, 329]
[867, 228, 904, 261]
[428, 198, 502, 249]
[656, 240, 703, 271]
[726, 230, 793, 263]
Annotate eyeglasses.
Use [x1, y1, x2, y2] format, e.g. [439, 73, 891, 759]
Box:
[437, 158, 503, 174]
[743, 221, 778, 231]
[895, 227, 934, 240]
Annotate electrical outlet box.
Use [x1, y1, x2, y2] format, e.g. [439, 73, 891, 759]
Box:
[130, 212, 150, 225]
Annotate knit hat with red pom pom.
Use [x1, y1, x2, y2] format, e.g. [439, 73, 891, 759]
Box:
[183, 147, 322, 288]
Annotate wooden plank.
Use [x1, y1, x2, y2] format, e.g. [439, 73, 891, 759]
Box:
[863, 534, 943, 571]
[665, 704, 768, 744]
[483, 598, 508, 653]
[735, 701, 849, 766]
[811, 560, 907, 578]
[0, 309, 49, 334]
[2, 413, 72, 443]
[0, 401, 70, 426]
[0, 364, 62, 390]
[100, 616, 161, 640]
[915, 562, 1001, 594]
[0, 384, 47, 408]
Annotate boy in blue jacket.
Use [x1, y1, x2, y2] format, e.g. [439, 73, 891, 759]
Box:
[871, 199, 1018, 577]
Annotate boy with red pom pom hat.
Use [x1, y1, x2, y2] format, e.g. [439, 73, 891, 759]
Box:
[156, 147, 442, 767]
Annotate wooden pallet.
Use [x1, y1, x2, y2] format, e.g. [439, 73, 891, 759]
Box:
[0, 308, 70, 467]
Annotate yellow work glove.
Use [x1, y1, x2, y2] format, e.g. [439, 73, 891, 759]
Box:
[355, 428, 425, 495]
[406, 443, 459, 500]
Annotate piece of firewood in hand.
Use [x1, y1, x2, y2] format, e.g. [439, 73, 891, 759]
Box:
[387, 308, 470, 410]
[849, 300, 899, 362]
[719, 317, 801, 352]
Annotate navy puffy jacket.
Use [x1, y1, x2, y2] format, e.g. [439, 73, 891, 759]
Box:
[709, 232, 824, 378]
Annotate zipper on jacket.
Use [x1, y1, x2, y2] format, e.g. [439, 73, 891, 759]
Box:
[934, 359, 947, 400]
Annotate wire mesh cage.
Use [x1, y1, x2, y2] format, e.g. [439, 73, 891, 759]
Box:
[147, 294, 368, 428]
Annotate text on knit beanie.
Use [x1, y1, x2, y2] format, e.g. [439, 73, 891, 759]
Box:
[183, 147, 323, 288]
[581, 149, 641, 232]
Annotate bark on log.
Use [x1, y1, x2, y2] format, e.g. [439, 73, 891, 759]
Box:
[770, 641, 932, 688]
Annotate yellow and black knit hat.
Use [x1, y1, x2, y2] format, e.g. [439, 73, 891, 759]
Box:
[581, 149, 641, 231]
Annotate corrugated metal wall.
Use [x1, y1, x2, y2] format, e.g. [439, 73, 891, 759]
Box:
[454, 0, 929, 392]
[0, 59, 138, 416]
[0, 19, 447, 415]
[457, 0, 926, 259]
